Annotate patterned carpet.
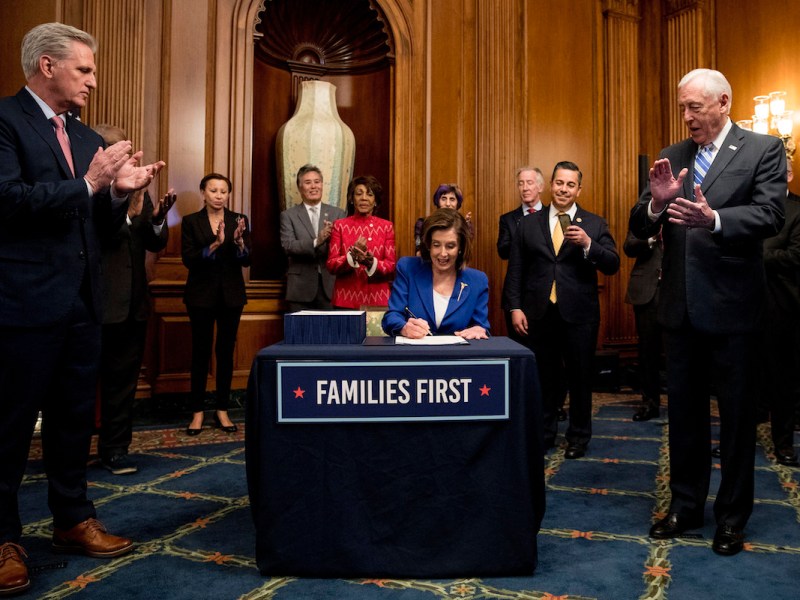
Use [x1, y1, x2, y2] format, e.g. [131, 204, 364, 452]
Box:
[20, 393, 800, 599]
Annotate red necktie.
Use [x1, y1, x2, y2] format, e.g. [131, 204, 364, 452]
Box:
[51, 116, 75, 176]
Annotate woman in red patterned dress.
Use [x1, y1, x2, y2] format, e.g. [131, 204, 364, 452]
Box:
[326, 175, 396, 308]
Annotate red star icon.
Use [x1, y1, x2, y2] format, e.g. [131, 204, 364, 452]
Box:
[293, 386, 305, 398]
[479, 384, 491, 396]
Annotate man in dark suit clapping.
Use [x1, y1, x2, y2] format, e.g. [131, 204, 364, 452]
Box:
[630, 69, 786, 556]
[0, 23, 164, 594]
[95, 124, 175, 476]
[505, 161, 619, 460]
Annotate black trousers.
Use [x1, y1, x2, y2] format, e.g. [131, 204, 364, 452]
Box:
[527, 303, 598, 447]
[187, 304, 244, 412]
[0, 294, 99, 542]
[761, 302, 798, 451]
[665, 324, 756, 528]
[633, 295, 662, 408]
[99, 318, 147, 459]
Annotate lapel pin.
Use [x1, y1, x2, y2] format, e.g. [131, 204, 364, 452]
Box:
[576, 217, 583, 223]
[457, 282, 468, 302]
[728, 145, 738, 151]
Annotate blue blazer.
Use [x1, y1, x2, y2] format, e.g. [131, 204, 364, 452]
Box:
[0, 88, 119, 327]
[382, 256, 490, 336]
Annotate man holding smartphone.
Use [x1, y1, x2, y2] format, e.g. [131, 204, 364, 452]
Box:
[504, 161, 619, 458]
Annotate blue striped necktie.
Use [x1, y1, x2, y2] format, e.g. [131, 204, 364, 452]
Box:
[693, 144, 714, 187]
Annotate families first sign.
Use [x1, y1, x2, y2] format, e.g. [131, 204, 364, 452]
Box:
[276, 359, 509, 423]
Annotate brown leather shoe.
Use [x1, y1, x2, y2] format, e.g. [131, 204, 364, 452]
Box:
[0, 542, 30, 596]
[52, 518, 133, 558]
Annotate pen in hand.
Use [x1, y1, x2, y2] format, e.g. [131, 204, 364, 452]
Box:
[404, 306, 433, 336]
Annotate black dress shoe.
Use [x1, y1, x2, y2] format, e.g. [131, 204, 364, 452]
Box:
[632, 405, 659, 422]
[775, 447, 799, 466]
[213, 413, 238, 433]
[712, 524, 744, 556]
[649, 512, 703, 539]
[711, 445, 721, 458]
[564, 444, 586, 459]
[186, 426, 202, 436]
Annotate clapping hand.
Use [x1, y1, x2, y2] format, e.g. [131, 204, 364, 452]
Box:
[127, 189, 145, 218]
[84, 140, 166, 196]
[667, 185, 715, 230]
[349, 236, 371, 265]
[152, 188, 177, 223]
[649, 158, 688, 212]
[233, 216, 247, 249]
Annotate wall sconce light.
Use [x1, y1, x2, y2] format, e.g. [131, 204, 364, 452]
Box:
[738, 91, 795, 160]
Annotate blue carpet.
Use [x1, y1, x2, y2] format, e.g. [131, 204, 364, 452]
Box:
[18, 394, 800, 599]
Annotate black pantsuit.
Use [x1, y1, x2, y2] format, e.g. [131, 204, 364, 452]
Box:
[182, 207, 250, 412]
[187, 305, 244, 411]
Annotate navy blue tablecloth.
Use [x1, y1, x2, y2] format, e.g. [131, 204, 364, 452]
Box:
[246, 336, 545, 578]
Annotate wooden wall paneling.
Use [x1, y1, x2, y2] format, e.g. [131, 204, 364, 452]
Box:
[475, 0, 528, 338]
[328, 71, 393, 220]
[0, 2, 60, 98]
[716, 0, 800, 193]
[602, 0, 640, 350]
[663, 0, 714, 145]
[379, 1, 427, 261]
[427, 0, 476, 236]
[83, 0, 147, 151]
[249, 60, 293, 282]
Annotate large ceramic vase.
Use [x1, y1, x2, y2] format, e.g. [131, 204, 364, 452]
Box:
[276, 80, 356, 211]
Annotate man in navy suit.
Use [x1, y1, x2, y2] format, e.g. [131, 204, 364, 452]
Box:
[0, 23, 164, 594]
[505, 161, 619, 460]
[630, 69, 785, 555]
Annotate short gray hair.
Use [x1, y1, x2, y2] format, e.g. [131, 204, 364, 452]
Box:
[21, 23, 97, 80]
[678, 68, 733, 109]
[516, 165, 544, 188]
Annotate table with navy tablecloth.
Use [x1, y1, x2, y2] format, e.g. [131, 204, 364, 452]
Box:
[245, 336, 545, 578]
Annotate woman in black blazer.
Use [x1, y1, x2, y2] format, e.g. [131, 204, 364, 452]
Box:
[182, 173, 250, 435]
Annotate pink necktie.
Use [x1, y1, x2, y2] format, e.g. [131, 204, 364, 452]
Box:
[50, 116, 75, 176]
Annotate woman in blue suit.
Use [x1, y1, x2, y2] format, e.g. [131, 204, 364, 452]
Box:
[383, 209, 489, 339]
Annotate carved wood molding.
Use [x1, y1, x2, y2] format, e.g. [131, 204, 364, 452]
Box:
[474, 0, 529, 333]
[601, 0, 640, 20]
[217, 0, 421, 263]
[664, 0, 707, 18]
[603, 9, 639, 343]
[254, 0, 394, 101]
[82, 0, 147, 150]
[664, 0, 713, 143]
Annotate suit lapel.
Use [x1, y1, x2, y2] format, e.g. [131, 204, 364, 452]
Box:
[536, 211, 555, 256]
[296, 204, 315, 238]
[65, 114, 95, 178]
[701, 126, 743, 194]
[17, 90, 74, 179]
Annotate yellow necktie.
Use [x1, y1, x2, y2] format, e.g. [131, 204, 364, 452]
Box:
[549, 212, 565, 303]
